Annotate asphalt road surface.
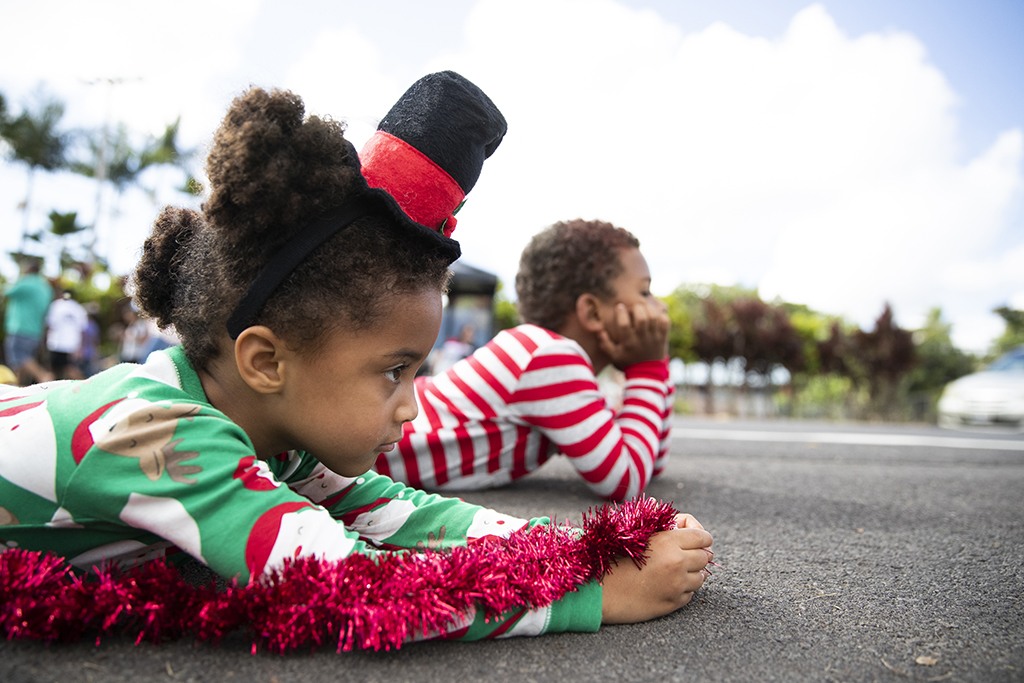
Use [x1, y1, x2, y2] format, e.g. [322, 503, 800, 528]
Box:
[4, 417, 1023, 683]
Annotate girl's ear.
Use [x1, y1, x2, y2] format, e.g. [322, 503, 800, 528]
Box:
[234, 326, 287, 394]
[574, 293, 605, 333]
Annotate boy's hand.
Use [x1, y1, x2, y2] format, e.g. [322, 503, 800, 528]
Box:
[600, 512, 713, 624]
[598, 299, 670, 370]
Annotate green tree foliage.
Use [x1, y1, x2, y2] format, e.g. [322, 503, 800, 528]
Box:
[46, 210, 87, 238]
[909, 308, 974, 387]
[692, 296, 735, 366]
[906, 308, 975, 421]
[0, 89, 72, 250]
[665, 286, 809, 415]
[991, 306, 1024, 356]
[663, 286, 939, 421]
[680, 287, 804, 385]
[779, 306, 831, 417]
[816, 319, 858, 378]
[730, 297, 805, 380]
[663, 292, 695, 362]
[69, 117, 195, 262]
[71, 118, 192, 193]
[666, 284, 758, 364]
[491, 280, 520, 332]
[784, 305, 827, 372]
[141, 117, 187, 167]
[849, 303, 917, 420]
[0, 92, 69, 172]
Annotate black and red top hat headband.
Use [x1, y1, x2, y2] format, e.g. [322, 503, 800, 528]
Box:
[226, 71, 507, 338]
[362, 70, 507, 236]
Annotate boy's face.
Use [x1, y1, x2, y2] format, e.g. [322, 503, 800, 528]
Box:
[279, 288, 442, 477]
[605, 247, 658, 312]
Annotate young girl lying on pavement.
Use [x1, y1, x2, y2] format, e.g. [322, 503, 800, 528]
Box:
[0, 72, 713, 652]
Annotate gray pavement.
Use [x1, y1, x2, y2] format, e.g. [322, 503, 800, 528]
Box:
[4, 417, 1023, 682]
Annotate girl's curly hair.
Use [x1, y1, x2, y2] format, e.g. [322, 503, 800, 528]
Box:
[131, 87, 452, 370]
[515, 219, 640, 331]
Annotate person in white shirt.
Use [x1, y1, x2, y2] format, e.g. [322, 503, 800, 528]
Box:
[45, 290, 88, 379]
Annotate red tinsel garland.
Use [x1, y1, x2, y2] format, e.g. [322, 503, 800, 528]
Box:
[0, 496, 678, 653]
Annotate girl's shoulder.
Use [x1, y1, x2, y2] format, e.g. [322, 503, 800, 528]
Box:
[36, 348, 218, 433]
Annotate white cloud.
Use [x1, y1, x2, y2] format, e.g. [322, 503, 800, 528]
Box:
[443, 1, 1024, 353]
[2, 0, 260, 135]
[282, 26, 396, 143]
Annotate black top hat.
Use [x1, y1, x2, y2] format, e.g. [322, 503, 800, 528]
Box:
[360, 70, 507, 237]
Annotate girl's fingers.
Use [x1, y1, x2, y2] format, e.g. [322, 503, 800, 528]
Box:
[676, 513, 704, 530]
[682, 547, 712, 572]
[673, 527, 713, 550]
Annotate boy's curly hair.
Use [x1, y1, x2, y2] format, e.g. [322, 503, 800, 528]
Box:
[131, 87, 452, 370]
[515, 219, 641, 331]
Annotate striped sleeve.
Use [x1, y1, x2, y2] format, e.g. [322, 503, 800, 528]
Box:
[509, 337, 673, 501]
[653, 379, 675, 477]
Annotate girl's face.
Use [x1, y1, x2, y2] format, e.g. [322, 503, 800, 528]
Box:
[280, 287, 442, 477]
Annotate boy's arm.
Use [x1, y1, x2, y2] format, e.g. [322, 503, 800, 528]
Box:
[512, 346, 672, 501]
[653, 367, 676, 478]
[611, 356, 676, 494]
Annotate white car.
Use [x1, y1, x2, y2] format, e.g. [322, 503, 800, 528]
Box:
[938, 346, 1024, 431]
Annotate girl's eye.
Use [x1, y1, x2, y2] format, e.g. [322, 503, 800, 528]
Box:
[385, 365, 408, 383]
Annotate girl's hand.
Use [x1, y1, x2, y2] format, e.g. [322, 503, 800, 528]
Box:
[598, 300, 670, 370]
[600, 513, 713, 624]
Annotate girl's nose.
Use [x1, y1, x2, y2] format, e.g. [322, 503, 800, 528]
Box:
[396, 382, 419, 424]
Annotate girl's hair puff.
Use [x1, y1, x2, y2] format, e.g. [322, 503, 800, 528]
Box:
[132, 87, 452, 371]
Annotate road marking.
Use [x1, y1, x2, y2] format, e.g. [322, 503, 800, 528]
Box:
[671, 427, 1024, 451]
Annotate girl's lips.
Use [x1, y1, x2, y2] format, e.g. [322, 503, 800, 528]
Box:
[378, 442, 397, 453]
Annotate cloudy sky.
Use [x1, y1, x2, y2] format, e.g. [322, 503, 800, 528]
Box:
[2, 0, 1022, 353]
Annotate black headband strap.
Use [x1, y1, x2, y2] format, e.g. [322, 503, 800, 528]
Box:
[226, 194, 378, 339]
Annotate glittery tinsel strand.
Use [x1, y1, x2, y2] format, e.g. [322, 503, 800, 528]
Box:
[0, 496, 679, 652]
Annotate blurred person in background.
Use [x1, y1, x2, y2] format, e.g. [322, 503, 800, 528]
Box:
[138, 316, 181, 360]
[78, 302, 103, 378]
[45, 289, 88, 380]
[117, 306, 151, 363]
[431, 322, 477, 375]
[2, 259, 54, 385]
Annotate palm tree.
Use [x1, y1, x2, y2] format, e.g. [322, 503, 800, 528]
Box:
[0, 90, 72, 252]
[138, 117, 200, 198]
[71, 117, 194, 262]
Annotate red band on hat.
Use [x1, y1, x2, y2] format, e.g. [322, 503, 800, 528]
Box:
[360, 131, 465, 237]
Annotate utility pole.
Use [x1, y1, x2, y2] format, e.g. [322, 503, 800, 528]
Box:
[82, 76, 140, 265]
